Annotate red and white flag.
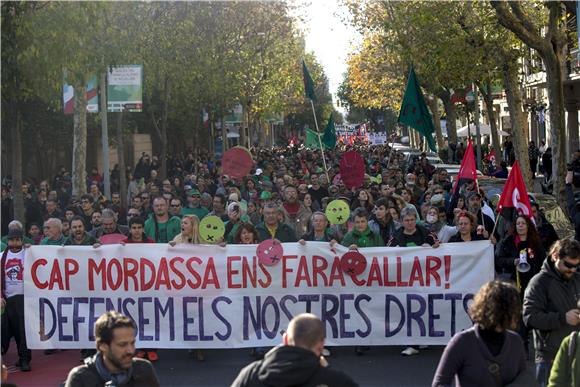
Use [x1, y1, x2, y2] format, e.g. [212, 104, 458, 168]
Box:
[497, 160, 533, 221]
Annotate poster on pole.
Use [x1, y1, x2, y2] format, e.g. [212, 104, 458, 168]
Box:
[63, 75, 99, 115]
[107, 65, 143, 112]
[25, 241, 494, 349]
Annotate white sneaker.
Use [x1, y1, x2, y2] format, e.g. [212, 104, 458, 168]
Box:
[401, 346, 420, 356]
[322, 348, 331, 357]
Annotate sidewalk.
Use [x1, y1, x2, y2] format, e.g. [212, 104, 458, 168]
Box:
[3, 344, 79, 387]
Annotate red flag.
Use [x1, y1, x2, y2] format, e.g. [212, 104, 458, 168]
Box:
[496, 160, 533, 219]
[451, 141, 477, 196]
[447, 141, 477, 218]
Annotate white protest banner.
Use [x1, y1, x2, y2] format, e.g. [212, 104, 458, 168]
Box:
[25, 241, 493, 349]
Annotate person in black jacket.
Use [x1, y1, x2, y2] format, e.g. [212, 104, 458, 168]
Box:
[231, 313, 358, 387]
[523, 238, 580, 387]
[531, 202, 559, 251]
[565, 171, 580, 242]
[495, 215, 546, 358]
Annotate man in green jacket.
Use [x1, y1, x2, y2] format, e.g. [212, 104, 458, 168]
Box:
[144, 196, 181, 243]
[40, 218, 65, 245]
[255, 202, 297, 243]
[341, 207, 383, 248]
[549, 330, 580, 387]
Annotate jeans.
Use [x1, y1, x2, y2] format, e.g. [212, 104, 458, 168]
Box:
[536, 361, 552, 387]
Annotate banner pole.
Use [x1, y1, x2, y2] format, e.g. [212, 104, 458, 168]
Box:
[310, 99, 330, 183]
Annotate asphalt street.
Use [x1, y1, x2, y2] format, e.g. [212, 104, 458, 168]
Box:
[154, 346, 446, 387]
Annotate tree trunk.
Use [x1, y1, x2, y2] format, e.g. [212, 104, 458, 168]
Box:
[159, 75, 169, 180]
[116, 112, 127, 208]
[426, 96, 444, 149]
[240, 103, 248, 148]
[100, 72, 110, 199]
[502, 60, 533, 188]
[11, 107, 24, 223]
[478, 81, 503, 163]
[72, 84, 88, 197]
[544, 53, 567, 206]
[440, 90, 458, 162]
[221, 115, 228, 151]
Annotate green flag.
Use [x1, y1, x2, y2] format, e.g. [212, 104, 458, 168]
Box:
[398, 67, 437, 152]
[305, 128, 321, 149]
[322, 114, 336, 149]
[302, 60, 317, 101]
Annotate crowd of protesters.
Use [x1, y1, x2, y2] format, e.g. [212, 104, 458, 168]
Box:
[1, 140, 579, 387]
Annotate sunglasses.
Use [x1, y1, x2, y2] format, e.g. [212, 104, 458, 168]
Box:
[561, 260, 579, 270]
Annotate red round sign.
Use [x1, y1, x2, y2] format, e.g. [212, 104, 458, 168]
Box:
[339, 151, 365, 189]
[222, 147, 253, 179]
[256, 239, 284, 266]
[340, 251, 367, 276]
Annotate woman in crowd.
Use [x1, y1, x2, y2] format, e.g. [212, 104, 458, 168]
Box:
[351, 189, 374, 213]
[432, 281, 532, 387]
[424, 206, 456, 243]
[170, 214, 201, 245]
[233, 222, 259, 245]
[495, 214, 545, 355]
[302, 192, 319, 213]
[388, 206, 400, 223]
[242, 178, 259, 203]
[168, 215, 204, 361]
[495, 215, 545, 288]
[448, 211, 485, 243]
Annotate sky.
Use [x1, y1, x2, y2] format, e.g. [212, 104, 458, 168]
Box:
[293, 0, 362, 115]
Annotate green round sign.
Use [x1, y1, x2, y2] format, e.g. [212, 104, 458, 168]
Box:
[199, 215, 225, 243]
[326, 199, 350, 225]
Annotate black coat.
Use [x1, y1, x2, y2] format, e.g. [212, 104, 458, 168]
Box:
[231, 346, 358, 387]
[495, 235, 546, 292]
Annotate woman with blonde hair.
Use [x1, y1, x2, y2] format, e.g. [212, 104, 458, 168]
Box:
[170, 215, 201, 245]
[168, 215, 204, 361]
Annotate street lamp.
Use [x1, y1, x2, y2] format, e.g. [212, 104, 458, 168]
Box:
[465, 91, 475, 138]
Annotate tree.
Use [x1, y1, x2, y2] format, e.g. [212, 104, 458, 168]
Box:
[491, 1, 568, 205]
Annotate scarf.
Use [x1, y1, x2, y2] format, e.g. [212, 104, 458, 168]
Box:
[94, 352, 133, 386]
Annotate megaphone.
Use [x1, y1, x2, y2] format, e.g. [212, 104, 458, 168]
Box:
[517, 249, 531, 273]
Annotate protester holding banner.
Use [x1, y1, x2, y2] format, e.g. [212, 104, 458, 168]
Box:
[255, 202, 297, 243]
[368, 198, 400, 246]
[424, 206, 456, 243]
[448, 212, 485, 243]
[144, 196, 181, 244]
[392, 207, 438, 249]
[341, 208, 383, 249]
[432, 281, 533, 387]
[63, 217, 98, 246]
[170, 215, 201, 245]
[299, 212, 339, 245]
[40, 217, 65, 245]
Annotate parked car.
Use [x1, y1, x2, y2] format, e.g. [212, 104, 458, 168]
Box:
[439, 164, 483, 183]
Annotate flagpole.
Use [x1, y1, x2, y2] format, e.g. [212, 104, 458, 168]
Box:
[310, 99, 330, 183]
[385, 132, 397, 171]
[471, 139, 487, 231]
